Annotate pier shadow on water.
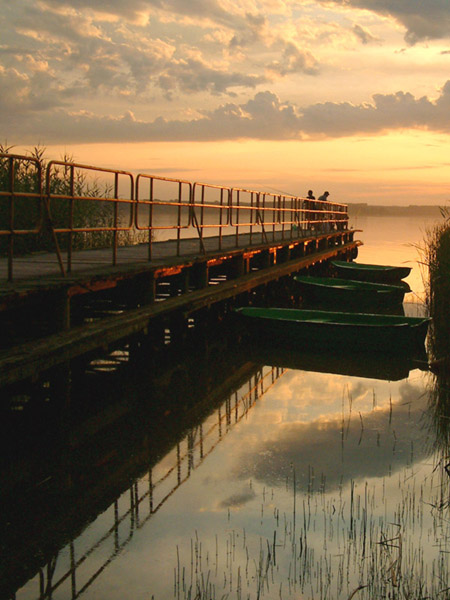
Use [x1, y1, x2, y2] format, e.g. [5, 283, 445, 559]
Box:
[1, 316, 281, 599]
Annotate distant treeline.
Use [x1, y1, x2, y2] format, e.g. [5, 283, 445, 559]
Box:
[347, 203, 443, 217]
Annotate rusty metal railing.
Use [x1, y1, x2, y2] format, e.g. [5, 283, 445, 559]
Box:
[192, 182, 232, 253]
[46, 161, 135, 273]
[136, 173, 192, 260]
[230, 187, 264, 246]
[305, 198, 349, 233]
[0, 154, 349, 281]
[0, 154, 44, 281]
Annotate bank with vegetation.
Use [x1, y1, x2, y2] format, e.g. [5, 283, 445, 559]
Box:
[424, 207, 450, 367]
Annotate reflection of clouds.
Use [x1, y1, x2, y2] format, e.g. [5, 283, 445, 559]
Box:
[349, 380, 371, 401]
[257, 370, 401, 427]
[235, 380, 432, 491]
[219, 488, 256, 509]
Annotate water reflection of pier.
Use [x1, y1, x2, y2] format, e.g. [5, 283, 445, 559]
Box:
[5, 347, 283, 600]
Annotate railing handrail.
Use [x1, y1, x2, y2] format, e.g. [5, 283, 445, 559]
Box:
[0, 154, 349, 280]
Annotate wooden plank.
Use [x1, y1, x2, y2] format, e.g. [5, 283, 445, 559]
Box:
[0, 241, 360, 387]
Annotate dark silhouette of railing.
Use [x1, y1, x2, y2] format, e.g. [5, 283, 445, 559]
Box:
[0, 155, 349, 281]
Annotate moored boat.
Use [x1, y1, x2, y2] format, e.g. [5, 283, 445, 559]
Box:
[294, 275, 409, 308]
[331, 260, 411, 283]
[236, 307, 431, 353]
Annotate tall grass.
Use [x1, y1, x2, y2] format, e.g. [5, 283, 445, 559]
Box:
[422, 206, 450, 364]
[420, 207, 450, 496]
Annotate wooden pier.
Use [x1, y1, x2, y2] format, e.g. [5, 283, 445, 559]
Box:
[0, 155, 361, 390]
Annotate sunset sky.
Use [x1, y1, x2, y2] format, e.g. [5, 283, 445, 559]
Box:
[1, 1, 449, 204]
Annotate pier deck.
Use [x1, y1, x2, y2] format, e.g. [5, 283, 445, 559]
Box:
[0, 229, 360, 388]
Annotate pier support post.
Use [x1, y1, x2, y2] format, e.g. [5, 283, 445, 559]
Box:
[229, 255, 245, 279]
[124, 272, 156, 307]
[278, 245, 290, 263]
[54, 289, 71, 332]
[169, 269, 189, 297]
[258, 250, 271, 270]
[170, 313, 189, 345]
[191, 262, 209, 289]
[179, 268, 190, 294]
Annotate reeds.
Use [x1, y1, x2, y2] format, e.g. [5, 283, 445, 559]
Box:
[0, 144, 145, 255]
[420, 208, 450, 499]
[420, 206, 450, 364]
[173, 454, 450, 599]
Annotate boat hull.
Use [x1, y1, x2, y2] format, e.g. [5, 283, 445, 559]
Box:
[236, 307, 430, 354]
[294, 275, 407, 308]
[332, 260, 411, 283]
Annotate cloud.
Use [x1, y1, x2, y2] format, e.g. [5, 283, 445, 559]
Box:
[266, 42, 319, 76]
[39, 0, 232, 25]
[0, 91, 288, 142]
[2, 0, 322, 106]
[40, 0, 268, 32]
[299, 90, 436, 137]
[0, 65, 66, 114]
[321, 0, 450, 44]
[3, 81, 450, 144]
[352, 24, 378, 45]
[2, 2, 449, 145]
[158, 56, 267, 97]
[218, 488, 256, 508]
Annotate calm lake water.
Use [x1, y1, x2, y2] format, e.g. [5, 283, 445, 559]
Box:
[6, 214, 450, 600]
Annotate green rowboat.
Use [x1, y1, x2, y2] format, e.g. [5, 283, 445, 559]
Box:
[331, 260, 411, 283]
[236, 307, 431, 353]
[294, 275, 409, 308]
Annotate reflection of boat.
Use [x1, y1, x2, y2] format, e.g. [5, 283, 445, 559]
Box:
[331, 260, 411, 283]
[236, 307, 431, 353]
[294, 275, 408, 308]
[246, 342, 428, 381]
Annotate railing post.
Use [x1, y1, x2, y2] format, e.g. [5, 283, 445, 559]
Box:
[70, 541, 76, 599]
[113, 171, 119, 266]
[149, 470, 154, 514]
[7, 156, 14, 282]
[176, 180, 182, 256]
[67, 164, 75, 272]
[44, 162, 66, 276]
[148, 177, 154, 260]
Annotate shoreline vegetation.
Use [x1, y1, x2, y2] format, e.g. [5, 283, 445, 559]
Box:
[0, 145, 147, 256]
[0, 145, 114, 255]
[348, 203, 444, 217]
[423, 207, 450, 365]
[423, 209, 450, 526]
